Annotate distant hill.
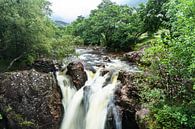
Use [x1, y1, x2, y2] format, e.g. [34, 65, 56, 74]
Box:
[54, 20, 69, 27]
[51, 0, 148, 23]
[127, 0, 147, 7]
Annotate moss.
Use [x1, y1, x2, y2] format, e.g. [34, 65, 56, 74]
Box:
[13, 114, 23, 122]
[5, 106, 12, 113]
[20, 121, 35, 127]
[0, 114, 2, 120]
[3, 105, 35, 128]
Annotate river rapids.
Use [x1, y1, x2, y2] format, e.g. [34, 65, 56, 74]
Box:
[56, 48, 139, 129]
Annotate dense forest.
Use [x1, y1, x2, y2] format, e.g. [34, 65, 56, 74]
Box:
[0, 0, 194, 128]
[0, 0, 82, 72]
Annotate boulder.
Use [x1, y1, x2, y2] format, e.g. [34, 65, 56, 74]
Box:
[0, 69, 62, 129]
[116, 71, 141, 129]
[103, 56, 111, 62]
[124, 49, 151, 66]
[66, 62, 87, 90]
[124, 50, 143, 63]
[32, 59, 61, 73]
[105, 71, 141, 129]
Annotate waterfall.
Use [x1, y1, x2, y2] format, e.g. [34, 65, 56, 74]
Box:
[56, 68, 121, 129]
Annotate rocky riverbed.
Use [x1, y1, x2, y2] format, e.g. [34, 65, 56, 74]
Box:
[0, 47, 147, 129]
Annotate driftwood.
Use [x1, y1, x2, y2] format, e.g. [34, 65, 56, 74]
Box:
[5, 53, 25, 71]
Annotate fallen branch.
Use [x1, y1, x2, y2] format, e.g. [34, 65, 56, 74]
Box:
[5, 53, 25, 71]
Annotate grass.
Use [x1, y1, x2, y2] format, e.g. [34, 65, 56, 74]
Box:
[133, 30, 167, 51]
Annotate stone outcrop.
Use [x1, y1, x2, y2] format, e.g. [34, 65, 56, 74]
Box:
[105, 71, 141, 129]
[32, 59, 61, 73]
[123, 49, 151, 66]
[124, 50, 144, 63]
[66, 62, 87, 90]
[116, 71, 141, 129]
[0, 69, 62, 129]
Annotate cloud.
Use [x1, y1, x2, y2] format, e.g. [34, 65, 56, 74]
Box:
[49, 0, 101, 22]
[49, 0, 128, 22]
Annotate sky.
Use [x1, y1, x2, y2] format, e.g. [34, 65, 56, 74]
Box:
[49, 0, 146, 23]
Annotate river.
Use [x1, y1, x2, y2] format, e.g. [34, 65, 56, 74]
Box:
[56, 47, 139, 129]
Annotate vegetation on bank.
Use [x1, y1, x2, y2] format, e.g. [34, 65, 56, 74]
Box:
[0, 0, 194, 128]
[137, 0, 195, 128]
[0, 0, 82, 72]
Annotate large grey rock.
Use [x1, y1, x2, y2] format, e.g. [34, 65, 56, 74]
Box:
[66, 62, 87, 90]
[0, 69, 62, 129]
[116, 71, 141, 129]
[105, 71, 141, 129]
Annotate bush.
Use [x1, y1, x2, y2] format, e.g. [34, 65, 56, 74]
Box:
[0, 0, 77, 72]
[140, 0, 195, 128]
[71, 0, 143, 51]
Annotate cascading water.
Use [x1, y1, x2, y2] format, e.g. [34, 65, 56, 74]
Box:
[57, 48, 139, 129]
[57, 68, 121, 129]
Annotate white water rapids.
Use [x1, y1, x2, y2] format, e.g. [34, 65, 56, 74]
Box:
[56, 48, 139, 129]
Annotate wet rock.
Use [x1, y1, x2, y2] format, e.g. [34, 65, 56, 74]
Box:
[32, 59, 61, 73]
[96, 64, 105, 68]
[106, 71, 141, 129]
[103, 56, 111, 62]
[124, 50, 143, 63]
[66, 62, 87, 90]
[117, 71, 142, 129]
[84, 65, 96, 73]
[0, 69, 62, 129]
[101, 69, 109, 76]
[105, 105, 122, 129]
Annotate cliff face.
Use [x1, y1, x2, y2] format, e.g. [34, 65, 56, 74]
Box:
[116, 72, 141, 129]
[105, 71, 141, 129]
[0, 69, 62, 129]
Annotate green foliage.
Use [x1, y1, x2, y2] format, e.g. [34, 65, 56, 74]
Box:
[20, 121, 35, 127]
[146, 104, 194, 129]
[0, 0, 76, 72]
[0, 0, 52, 63]
[51, 34, 83, 59]
[141, 0, 195, 128]
[137, 0, 168, 34]
[71, 0, 143, 51]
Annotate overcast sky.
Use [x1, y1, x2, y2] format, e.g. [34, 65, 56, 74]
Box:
[48, 0, 146, 23]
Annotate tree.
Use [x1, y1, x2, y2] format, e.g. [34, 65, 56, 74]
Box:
[137, 0, 168, 35]
[71, 0, 143, 51]
[142, 0, 195, 128]
[0, 0, 77, 72]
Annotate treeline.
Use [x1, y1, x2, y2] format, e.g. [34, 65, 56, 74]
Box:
[67, 0, 166, 51]
[0, 0, 82, 72]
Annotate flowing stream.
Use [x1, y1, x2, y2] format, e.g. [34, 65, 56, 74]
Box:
[56, 48, 139, 129]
